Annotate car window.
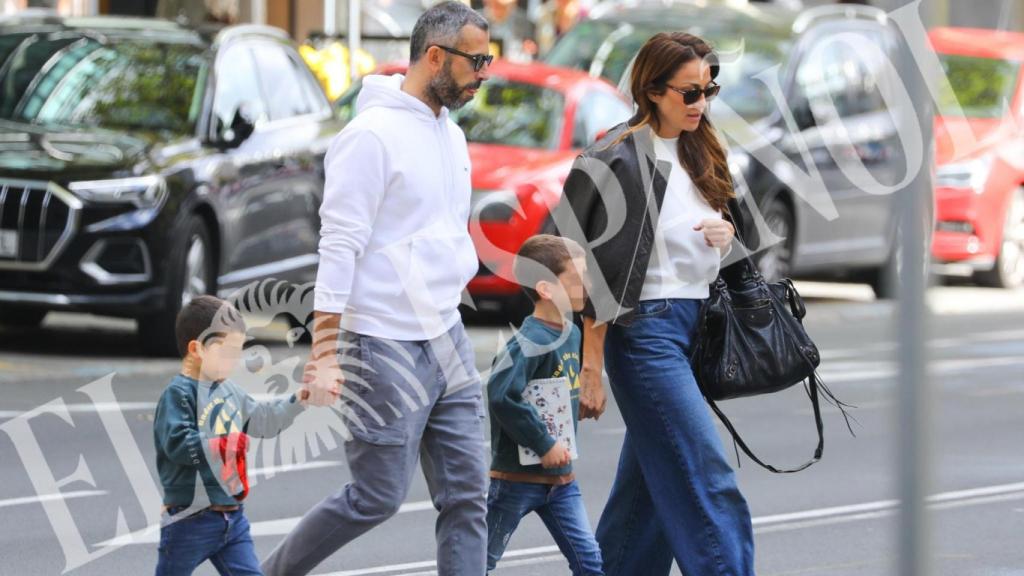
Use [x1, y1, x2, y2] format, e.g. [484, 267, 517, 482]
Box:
[452, 79, 565, 150]
[335, 74, 566, 150]
[544, 20, 618, 75]
[572, 91, 631, 148]
[937, 53, 1019, 119]
[213, 43, 267, 132]
[791, 27, 890, 127]
[293, 51, 330, 115]
[547, 19, 791, 122]
[334, 78, 362, 123]
[0, 31, 205, 135]
[250, 41, 313, 121]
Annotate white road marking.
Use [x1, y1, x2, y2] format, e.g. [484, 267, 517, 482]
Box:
[248, 460, 343, 478]
[0, 393, 287, 419]
[305, 480, 1024, 576]
[0, 490, 107, 509]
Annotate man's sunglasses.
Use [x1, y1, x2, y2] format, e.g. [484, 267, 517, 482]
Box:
[666, 82, 721, 105]
[430, 44, 494, 72]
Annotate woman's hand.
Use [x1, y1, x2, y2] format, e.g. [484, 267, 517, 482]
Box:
[579, 363, 607, 420]
[579, 317, 608, 420]
[694, 218, 735, 249]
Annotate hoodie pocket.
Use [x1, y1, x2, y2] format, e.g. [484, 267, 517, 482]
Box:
[410, 233, 478, 300]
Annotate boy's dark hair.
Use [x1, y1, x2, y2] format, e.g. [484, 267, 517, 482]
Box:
[514, 234, 586, 302]
[174, 295, 247, 357]
[409, 0, 489, 63]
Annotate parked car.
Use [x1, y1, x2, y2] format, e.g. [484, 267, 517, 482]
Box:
[544, 0, 796, 124]
[930, 27, 1024, 289]
[0, 15, 342, 354]
[336, 60, 632, 318]
[549, 3, 932, 297]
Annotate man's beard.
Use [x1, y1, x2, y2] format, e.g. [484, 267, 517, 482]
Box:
[427, 60, 482, 111]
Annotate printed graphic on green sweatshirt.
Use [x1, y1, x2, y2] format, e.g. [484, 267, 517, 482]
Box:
[198, 395, 242, 437]
[487, 317, 583, 477]
[551, 350, 581, 391]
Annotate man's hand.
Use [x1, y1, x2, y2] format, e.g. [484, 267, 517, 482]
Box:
[694, 218, 735, 249]
[302, 354, 343, 407]
[302, 311, 344, 407]
[540, 441, 572, 469]
[578, 363, 607, 420]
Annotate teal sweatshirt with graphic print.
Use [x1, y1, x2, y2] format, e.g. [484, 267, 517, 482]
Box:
[487, 316, 582, 477]
[153, 374, 304, 506]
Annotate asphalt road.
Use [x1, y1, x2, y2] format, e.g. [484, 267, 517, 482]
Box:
[1, 283, 1022, 576]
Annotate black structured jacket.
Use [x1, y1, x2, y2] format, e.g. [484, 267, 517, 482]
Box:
[553, 120, 669, 327]
[553, 119, 746, 327]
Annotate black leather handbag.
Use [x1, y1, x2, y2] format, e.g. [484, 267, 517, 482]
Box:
[691, 219, 852, 473]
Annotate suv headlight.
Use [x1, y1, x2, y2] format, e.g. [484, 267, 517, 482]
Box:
[69, 175, 167, 208]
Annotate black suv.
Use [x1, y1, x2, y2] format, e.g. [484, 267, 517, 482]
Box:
[0, 15, 341, 354]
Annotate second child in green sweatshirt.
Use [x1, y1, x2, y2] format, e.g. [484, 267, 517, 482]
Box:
[485, 234, 604, 575]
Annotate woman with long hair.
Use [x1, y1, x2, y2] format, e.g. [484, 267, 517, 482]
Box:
[554, 32, 754, 575]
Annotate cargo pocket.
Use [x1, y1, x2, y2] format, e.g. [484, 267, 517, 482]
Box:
[341, 333, 411, 447]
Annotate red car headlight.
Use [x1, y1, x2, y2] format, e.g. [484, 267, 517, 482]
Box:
[935, 157, 993, 194]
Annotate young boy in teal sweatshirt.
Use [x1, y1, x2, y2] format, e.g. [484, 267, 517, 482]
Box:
[153, 295, 307, 575]
[486, 234, 603, 575]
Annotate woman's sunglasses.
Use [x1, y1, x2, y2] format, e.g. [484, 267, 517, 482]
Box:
[430, 45, 494, 72]
[666, 82, 721, 105]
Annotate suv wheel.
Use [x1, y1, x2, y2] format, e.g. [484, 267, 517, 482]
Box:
[139, 216, 215, 356]
[756, 197, 795, 282]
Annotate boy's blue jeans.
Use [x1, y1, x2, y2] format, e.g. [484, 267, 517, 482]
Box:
[487, 478, 604, 575]
[597, 298, 755, 576]
[155, 505, 261, 576]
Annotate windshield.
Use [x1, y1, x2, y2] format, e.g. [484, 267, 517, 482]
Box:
[452, 79, 564, 149]
[545, 20, 791, 121]
[336, 75, 565, 150]
[937, 53, 1020, 119]
[0, 31, 206, 135]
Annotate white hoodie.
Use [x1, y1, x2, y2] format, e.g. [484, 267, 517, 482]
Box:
[314, 74, 479, 341]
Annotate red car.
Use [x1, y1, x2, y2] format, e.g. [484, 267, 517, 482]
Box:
[336, 60, 632, 317]
[931, 27, 1024, 289]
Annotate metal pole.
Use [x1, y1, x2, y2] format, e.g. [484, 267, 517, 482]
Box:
[347, 0, 361, 85]
[888, 0, 934, 575]
[324, 0, 336, 36]
[250, 0, 265, 25]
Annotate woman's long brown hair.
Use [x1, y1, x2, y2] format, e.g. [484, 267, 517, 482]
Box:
[614, 32, 734, 212]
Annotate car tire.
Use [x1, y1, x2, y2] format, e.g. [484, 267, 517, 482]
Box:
[0, 307, 47, 328]
[871, 217, 933, 300]
[870, 244, 900, 300]
[139, 216, 215, 357]
[974, 187, 1024, 289]
[755, 196, 795, 282]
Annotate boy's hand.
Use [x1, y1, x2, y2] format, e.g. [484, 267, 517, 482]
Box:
[540, 441, 572, 469]
[302, 354, 343, 407]
[579, 364, 607, 420]
[296, 387, 311, 406]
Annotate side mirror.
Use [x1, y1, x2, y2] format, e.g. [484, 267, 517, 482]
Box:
[214, 102, 258, 149]
[791, 98, 816, 131]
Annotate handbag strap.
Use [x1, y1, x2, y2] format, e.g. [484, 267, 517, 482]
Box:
[705, 372, 825, 474]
